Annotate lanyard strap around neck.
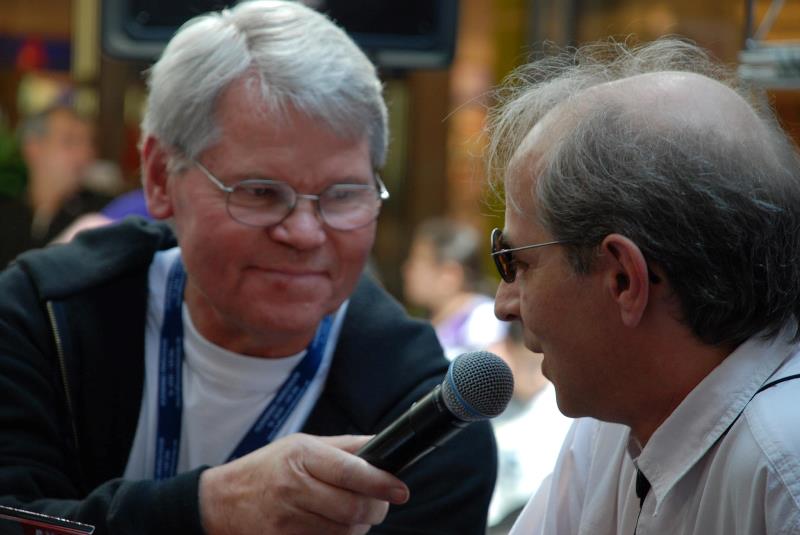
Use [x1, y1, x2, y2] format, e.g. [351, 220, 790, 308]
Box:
[154, 257, 332, 480]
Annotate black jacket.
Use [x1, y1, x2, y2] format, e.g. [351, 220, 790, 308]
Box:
[0, 218, 496, 534]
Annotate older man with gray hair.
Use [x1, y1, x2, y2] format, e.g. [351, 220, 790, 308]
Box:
[488, 38, 800, 534]
[0, 2, 496, 534]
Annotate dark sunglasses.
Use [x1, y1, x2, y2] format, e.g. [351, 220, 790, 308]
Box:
[490, 227, 662, 285]
[490, 227, 568, 283]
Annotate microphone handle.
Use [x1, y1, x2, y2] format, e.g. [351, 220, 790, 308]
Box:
[356, 385, 468, 474]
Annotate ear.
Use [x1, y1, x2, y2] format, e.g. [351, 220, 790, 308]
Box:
[600, 234, 650, 328]
[141, 136, 175, 220]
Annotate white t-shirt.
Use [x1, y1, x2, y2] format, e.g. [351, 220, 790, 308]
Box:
[510, 326, 800, 535]
[124, 247, 346, 479]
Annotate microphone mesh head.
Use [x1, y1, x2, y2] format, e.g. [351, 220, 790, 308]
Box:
[441, 351, 514, 422]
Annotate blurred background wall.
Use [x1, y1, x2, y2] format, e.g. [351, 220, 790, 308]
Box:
[1, 0, 798, 302]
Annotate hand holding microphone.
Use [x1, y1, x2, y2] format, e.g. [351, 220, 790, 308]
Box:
[357, 351, 514, 474]
[200, 433, 408, 535]
[199, 352, 511, 535]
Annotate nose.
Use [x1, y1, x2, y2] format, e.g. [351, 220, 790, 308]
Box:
[268, 196, 326, 250]
[494, 279, 520, 322]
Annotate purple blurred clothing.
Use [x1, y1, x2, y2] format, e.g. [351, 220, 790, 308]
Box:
[101, 189, 150, 220]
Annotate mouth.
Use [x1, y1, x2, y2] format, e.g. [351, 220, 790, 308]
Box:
[248, 266, 329, 282]
[268, 268, 326, 278]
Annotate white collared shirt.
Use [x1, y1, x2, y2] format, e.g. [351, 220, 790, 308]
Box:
[510, 326, 800, 535]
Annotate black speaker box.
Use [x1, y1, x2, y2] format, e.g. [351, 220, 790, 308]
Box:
[101, 0, 458, 70]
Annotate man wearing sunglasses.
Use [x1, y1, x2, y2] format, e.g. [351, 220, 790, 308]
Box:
[487, 38, 800, 534]
[0, 2, 496, 534]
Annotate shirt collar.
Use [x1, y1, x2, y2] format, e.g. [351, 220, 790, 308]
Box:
[628, 324, 798, 511]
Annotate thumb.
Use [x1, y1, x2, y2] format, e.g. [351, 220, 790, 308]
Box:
[317, 434, 374, 454]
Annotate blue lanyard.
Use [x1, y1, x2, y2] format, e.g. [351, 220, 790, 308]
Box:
[154, 258, 332, 480]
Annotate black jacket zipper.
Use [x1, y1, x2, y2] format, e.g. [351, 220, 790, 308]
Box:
[46, 300, 80, 453]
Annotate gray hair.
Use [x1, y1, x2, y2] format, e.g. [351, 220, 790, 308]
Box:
[486, 37, 800, 346]
[141, 0, 387, 169]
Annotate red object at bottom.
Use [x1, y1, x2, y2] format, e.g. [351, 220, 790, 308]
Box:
[0, 505, 94, 534]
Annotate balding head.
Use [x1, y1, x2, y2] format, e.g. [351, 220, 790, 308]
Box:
[589, 71, 768, 147]
[512, 71, 769, 176]
[488, 37, 800, 348]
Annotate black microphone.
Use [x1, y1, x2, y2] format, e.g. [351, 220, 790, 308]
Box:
[356, 351, 514, 474]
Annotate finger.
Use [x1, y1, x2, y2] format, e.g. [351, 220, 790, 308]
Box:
[294, 482, 391, 527]
[305, 441, 409, 504]
[317, 434, 373, 453]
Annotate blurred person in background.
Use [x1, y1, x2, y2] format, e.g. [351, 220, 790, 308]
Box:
[0, 104, 111, 266]
[19, 105, 108, 239]
[403, 217, 509, 360]
[488, 322, 572, 533]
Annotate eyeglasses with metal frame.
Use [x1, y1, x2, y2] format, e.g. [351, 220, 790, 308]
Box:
[490, 227, 568, 283]
[491, 227, 662, 285]
[192, 158, 390, 231]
